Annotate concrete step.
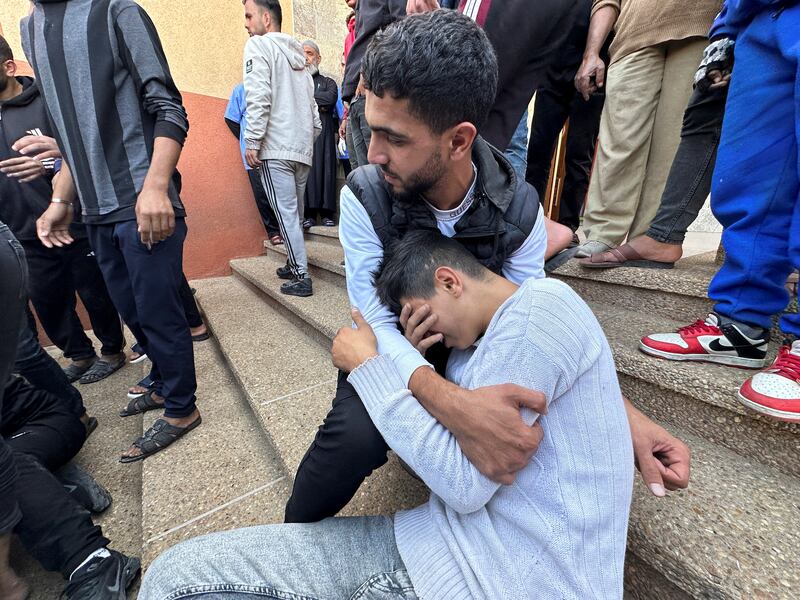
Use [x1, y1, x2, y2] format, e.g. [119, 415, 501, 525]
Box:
[222, 255, 800, 599]
[230, 254, 800, 477]
[138, 327, 290, 567]
[193, 275, 427, 519]
[591, 302, 800, 479]
[626, 425, 799, 600]
[551, 255, 717, 323]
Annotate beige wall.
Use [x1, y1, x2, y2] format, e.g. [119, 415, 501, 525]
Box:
[0, 1, 355, 100]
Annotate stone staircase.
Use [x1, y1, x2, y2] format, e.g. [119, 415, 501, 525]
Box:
[187, 226, 800, 600]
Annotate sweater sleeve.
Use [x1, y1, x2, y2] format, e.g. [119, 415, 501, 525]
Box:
[114, 5, 189, 145]
[348, 355, 505, 514]
[243, 38, 272, 150]
[591, 0, 620, 18]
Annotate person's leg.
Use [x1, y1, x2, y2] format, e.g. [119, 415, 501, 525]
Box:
[350, 97, 371, 168]
[525, 85, 572, 198]
[0, 222, 28, 600]
[21, 241, 96, 363]
[141, 515, 416, 600]
[628, 37, 707, 240]
[247, 168, 280, 238]
[3, 376, 86, 471]
[14, 309, 86, 418]
[708, 14, 798, 333]
[113, 220, 197, 420]
[503, 111, 529, 181]
[345, 115, 359, 171]
[260, 160, 310, 281]
[67, 238, 125, 358]
[285, 371, 390, 523]
[558, 89, 605, 231]
[178, 275, 204, 330]
[581, 45, 667, 248]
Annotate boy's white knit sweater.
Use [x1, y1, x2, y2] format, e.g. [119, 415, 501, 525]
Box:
[348, 278, 634, 600]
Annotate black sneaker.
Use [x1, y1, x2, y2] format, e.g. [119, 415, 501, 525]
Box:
[56, 463, 113, 514]
[281, 277, 313, 297]
[62, 550, 140, 599]
[276, 262, 293, 280]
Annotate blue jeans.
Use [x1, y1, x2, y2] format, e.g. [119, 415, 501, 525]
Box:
[708, 5, 800, 335]
[15, 309, 86, 418]
[140, 516, 418, 600]
[503, 111, 529, 181]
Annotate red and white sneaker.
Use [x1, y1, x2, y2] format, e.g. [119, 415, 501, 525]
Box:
[739, 341, 800, 423]
[639, 313, 768, 369]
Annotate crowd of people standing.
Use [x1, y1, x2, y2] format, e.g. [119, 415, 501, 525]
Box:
[0, 0, 798, 599]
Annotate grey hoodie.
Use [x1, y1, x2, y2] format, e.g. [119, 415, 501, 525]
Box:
[243, 32, 321, 166]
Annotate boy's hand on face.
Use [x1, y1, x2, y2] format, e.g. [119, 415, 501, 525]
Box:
[450, 384, 547, 485]
[332, 308, 380, 372]
[400, 303, 444, 354]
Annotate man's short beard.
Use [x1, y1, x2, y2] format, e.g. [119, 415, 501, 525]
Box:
[0, 77, 8, 93]
[308, 63, 319, 76]
[386, 149, 446, 203]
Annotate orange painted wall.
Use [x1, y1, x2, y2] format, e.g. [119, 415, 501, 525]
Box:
[179, 91, 266, 279]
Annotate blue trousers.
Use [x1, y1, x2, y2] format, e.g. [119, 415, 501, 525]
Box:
[709, 5, 800, 336]
[85, 219, 197, 418]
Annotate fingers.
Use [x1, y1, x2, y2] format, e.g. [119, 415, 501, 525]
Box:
[411, 313, 438, 346]
[417, 332, 444, 353]
[595, 62, 606, 89]
[399, 303, 412, 330]
[635, 451, 667, 497]
[37, 221, 55, 249]
[351, 307, 369, 328]
[507, 384, 548, 415]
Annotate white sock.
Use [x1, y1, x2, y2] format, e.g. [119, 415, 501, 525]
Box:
[70, 547, 111, 579]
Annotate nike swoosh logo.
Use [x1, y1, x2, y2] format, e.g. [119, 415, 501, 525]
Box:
[708, 339, 738, 352]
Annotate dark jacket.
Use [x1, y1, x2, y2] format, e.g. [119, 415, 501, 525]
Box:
[346, 137, 539, 274]
[342, 0, 406, 101]
[0, 77, 83, 242]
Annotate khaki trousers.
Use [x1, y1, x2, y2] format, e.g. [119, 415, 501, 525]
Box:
[582, 37, 707, 246]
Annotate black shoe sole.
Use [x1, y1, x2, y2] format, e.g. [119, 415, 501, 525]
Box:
[280, 288, 313, 297]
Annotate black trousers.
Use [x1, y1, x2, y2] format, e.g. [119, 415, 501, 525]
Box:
[285, 345, 451, 523]
[526, 86, 605, 231]
[645, 85, 728, 245]
[86, 219, 196, 419]
[247, 168, 280, 238]
[285, 370, 390, 523]
[22, 237, 124, 361]
[179, 275, 203, 329]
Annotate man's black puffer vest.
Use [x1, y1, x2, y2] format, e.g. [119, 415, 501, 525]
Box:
[345, 137, 539, 274]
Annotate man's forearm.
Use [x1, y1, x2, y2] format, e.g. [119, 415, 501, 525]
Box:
[52, 162, 77, 204]
[584, 5, 617, 58]
[408, 366, 464, 427]
[143, 137, 182, 192]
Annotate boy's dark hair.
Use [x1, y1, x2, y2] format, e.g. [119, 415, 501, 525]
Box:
[250, 0, 282, 28]
[361, 10, 498, 134]
[374, 230, 488, 315]
[0, 35, 13, 64]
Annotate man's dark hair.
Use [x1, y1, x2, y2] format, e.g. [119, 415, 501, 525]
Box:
[0, 35, 13, 64]
[361, 10, 498, 134]
[250, 0, 282, 28]
[374, 230, 488, 315]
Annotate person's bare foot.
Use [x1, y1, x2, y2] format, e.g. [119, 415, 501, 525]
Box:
[128, 384, 149, 395]
[120, 407, 200, 461]
[190, 324, 207, 337]
[627, 235, 683, 264]
[544, 218, 574, 260]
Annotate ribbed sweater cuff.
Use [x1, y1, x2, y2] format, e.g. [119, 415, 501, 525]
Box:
[347, 354, 407, 413]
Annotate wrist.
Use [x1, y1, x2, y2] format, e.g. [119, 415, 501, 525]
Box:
[51, 197, 73, 206]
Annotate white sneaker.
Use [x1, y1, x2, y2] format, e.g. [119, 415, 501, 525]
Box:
[574, 240, 612, 258]
[738, 340, 800, 423]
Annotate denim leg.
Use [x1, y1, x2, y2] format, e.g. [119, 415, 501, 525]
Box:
[503, 111, 529, 181]
[140, 516, 417, 600]
[646, 85, 728, 244]
[14, 310, 86, 418]
[708, 8, 800, 332]
[349, 97, 371, 168]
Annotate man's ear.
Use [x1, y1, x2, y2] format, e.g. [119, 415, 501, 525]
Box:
[3, 60, 17, 79]
[447, 122, 478, 162]
[434, 266, 463, 297]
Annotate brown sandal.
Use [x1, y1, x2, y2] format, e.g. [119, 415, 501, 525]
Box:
[578, 243, 675, 270]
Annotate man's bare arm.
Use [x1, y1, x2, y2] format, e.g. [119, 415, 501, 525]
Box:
[575, 5, 618, 100]
[135, 136, 181, 245]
